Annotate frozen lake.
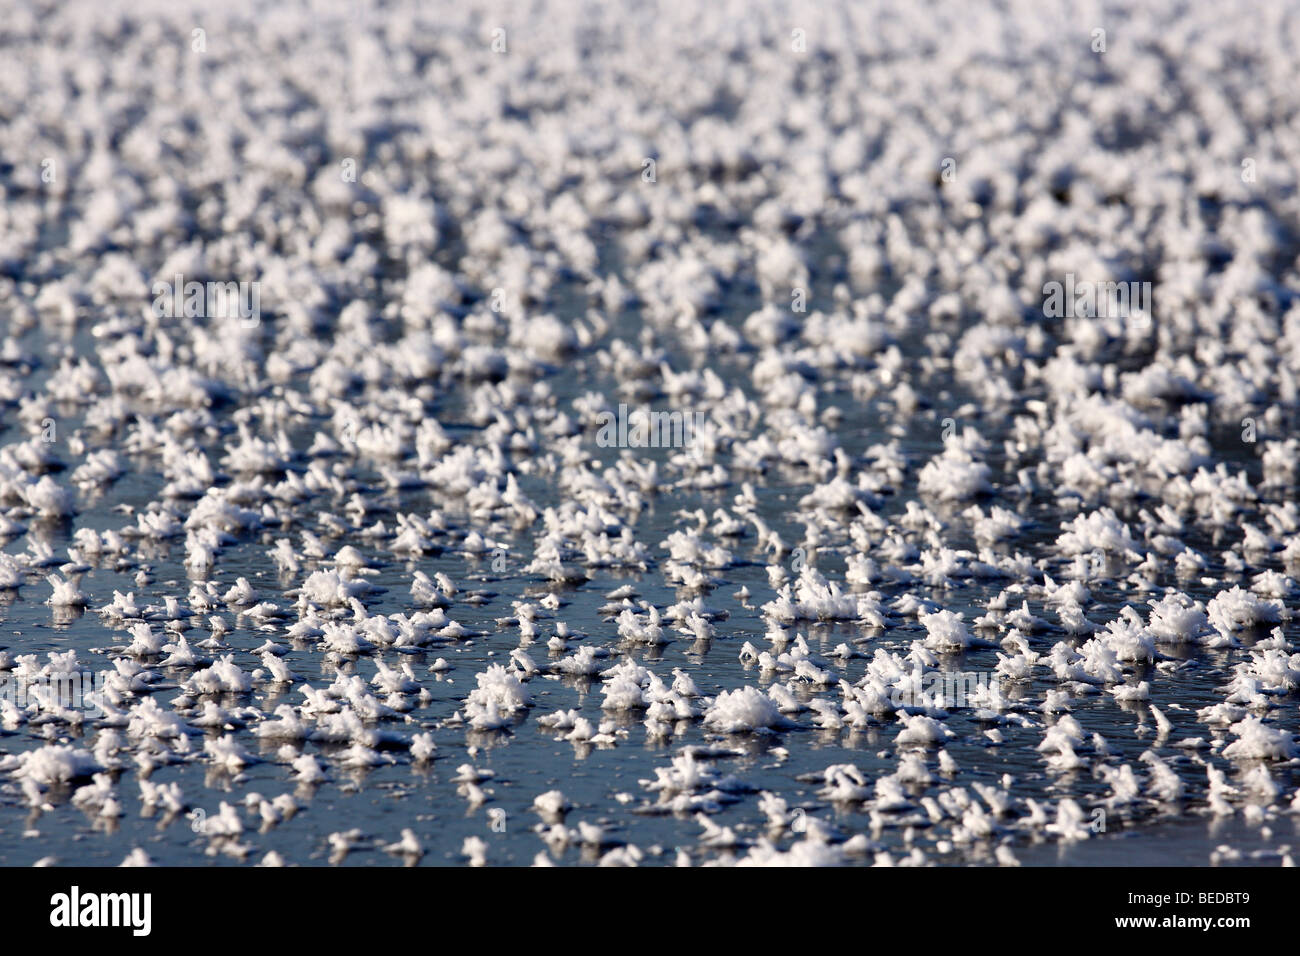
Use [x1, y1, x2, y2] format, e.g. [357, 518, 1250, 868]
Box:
[1, 0, 1298, 866]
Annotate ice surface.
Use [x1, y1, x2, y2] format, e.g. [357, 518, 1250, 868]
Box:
[0, 0, 1298, 867]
